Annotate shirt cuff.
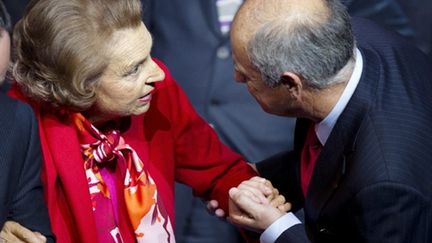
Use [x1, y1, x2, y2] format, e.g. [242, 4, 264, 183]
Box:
[259, 212, 302, 243]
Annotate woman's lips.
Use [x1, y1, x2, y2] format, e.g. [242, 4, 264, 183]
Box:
[138, 89, 154, 103]
[138, 93, 151, 103]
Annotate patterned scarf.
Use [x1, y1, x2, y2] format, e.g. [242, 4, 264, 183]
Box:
[73, 113, 175, 243]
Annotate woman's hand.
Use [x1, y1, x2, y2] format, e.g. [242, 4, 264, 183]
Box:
[0, 221, 46, 243]
[207, 176, 290, 218]
[228, 187, 290, 232]
[235, 176, 289, 210]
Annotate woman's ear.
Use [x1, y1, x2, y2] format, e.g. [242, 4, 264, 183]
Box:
[279, 72, 302, 98]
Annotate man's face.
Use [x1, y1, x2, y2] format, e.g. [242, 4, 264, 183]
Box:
[231, 31, 293, 116]
[0, 30, 10, 84]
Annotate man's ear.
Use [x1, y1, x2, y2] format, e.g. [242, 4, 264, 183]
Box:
[279, 72, 302, 98]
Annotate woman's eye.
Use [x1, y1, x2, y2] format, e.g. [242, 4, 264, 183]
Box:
[129, 65, 140, 75]
[123, 65, 140, 77]
[124, 58, 148, 77]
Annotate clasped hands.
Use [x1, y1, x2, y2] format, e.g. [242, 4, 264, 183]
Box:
[208, 176, 291, 233]
[0, 221, 46, 243]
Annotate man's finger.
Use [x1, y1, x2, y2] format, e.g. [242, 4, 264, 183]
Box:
[269, 194, 286, 208]
[277, 202, 292, 213]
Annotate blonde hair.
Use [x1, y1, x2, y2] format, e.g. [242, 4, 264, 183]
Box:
[13, 0, 142, 111]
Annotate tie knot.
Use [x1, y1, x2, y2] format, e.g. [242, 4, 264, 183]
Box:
[93, 130, 121, 163]
[306, 125, 321, 148]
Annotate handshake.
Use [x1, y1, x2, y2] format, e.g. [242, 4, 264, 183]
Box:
[208, 176, 291, 233]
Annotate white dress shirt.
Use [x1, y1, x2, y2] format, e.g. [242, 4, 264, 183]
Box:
[260, 48, 363, 243]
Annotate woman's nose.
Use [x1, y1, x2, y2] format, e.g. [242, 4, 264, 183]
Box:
[146, 59, 165, 83]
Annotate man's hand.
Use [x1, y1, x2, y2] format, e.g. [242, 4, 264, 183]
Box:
[228, 187, 289, 232]
[0, 221, 46, 243]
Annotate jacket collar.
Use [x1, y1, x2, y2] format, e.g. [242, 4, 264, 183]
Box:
[304, 47, 381, 222]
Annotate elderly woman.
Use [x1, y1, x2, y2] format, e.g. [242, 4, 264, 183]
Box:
[5, 0, 287, 242]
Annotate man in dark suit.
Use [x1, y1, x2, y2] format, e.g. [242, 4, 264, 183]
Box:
[0, 1, 53, 242]
[140, 1, 418, 242]
[226, 0, 432, 242]
[0, 2, 419, 242]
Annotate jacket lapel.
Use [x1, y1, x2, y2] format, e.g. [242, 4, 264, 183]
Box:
[305, 48, 381, 222]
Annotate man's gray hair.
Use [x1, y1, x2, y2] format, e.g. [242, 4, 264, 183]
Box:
[248, 0, 354, 89]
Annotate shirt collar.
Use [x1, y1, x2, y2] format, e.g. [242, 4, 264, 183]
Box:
[315, 48, 363, 145]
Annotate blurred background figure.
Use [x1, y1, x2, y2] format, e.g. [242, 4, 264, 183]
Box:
[393, 0, 432, 54]
[342, 0, 432, 55]
[0, 1, 53, 242]
[341, 0, 414, 38]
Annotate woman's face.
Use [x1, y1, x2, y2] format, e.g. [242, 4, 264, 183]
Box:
[89, 22, 164, 123]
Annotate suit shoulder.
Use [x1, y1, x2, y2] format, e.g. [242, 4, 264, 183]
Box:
[0, 93, 36, 132]
[351, 17, 405, 43]
[352, 17, 427, 59]
[352, 113, 432, 195]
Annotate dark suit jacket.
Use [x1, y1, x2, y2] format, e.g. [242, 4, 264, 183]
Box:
[258, 18, 432, 243]
[0, 92, 54, 242]
[342, 0, 414, 38]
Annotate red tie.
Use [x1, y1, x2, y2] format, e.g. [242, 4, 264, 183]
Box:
[301, 124, 323, 196]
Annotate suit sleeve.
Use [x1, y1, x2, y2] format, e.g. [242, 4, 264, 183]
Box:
[274, 181, 432, 243]
[256, 150, 304, 211]
[8, 104, 55, 242]
[256, 152, 311, 243]
[273, 224, 310, 243]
